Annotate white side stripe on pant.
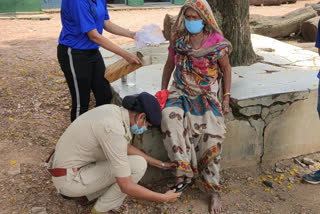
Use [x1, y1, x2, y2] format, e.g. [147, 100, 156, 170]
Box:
[67, 48, 81, 118]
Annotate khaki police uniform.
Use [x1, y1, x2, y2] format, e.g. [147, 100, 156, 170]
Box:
[48, 105, 147, 213]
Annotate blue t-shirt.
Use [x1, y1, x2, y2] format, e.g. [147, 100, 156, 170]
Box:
[315, 19, 320, 79]
[58, 0, 110, 50]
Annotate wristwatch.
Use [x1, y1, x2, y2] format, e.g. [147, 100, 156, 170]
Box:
[161, 162, 165, 169]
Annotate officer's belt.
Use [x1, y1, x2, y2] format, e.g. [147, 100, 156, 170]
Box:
[46, 150, 80, 177]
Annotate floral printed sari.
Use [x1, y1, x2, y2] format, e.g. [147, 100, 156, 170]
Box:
[161, 0, 232, 193]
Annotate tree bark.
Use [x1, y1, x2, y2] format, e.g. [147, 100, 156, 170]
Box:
[301, 16, 320, 42]
[163, 14, 177, 41]
[208, 0, 256, 66]
[250, 6, 317, 38]
[263, 0, 282, 6]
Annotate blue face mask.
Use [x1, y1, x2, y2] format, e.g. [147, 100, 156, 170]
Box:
[130, 119, 148, 135]
[185, 19, 204, 34]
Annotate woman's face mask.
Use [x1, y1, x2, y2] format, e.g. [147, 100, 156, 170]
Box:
[185, 18, 204, 34]
[130, 119, 148, 135]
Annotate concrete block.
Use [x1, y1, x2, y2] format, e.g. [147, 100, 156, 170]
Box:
[263, 90, 320, 162]
[222, 119, 264, 168]
[265, 110, 282, 125]
[224, 111, 235, 122]
[239, 106, 262, 116]
[269, 103, 290, 114]
[140, 128, 171, 183]
[261, 107, 270, 120]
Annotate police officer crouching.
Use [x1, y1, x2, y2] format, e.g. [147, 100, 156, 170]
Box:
[46, 92, 181, 214]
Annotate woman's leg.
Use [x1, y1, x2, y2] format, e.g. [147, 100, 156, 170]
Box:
[57, 45, 93, 121]
[91, 51, 112, 106]
[161, 107, 194, 181]
[196, 134, 223, 214]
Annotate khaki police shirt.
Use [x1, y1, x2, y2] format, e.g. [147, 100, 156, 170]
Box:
[52, 105, 132, 178]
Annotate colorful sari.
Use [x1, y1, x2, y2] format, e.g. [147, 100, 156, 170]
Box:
[161, 0, 232, 193]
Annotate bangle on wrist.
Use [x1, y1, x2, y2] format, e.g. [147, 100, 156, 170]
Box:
[223, 92, 231, 97]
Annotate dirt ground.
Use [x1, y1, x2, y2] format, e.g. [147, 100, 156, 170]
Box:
[1, 1, 320, 214]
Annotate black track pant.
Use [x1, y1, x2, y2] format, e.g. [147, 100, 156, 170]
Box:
[57, 44, 112, 122]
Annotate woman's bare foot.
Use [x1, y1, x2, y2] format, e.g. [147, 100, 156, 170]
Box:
[209, 193, 222, 214]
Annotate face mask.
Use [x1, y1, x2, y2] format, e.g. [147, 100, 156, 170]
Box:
[185, 19, 204, 34]
[130, 119, 148, 135]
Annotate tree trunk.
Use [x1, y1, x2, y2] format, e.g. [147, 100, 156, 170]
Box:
[301, 16, 320, 42]
[163, 14, 177, 41]
[263, 0, 282, 6]
[282, 0, 297, 3]
[250, 7, 317, 38]
[250, 0, 264, 6]
[208, 0, 256, 66]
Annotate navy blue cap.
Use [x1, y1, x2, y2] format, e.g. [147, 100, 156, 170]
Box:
[122, 92, 162, 126]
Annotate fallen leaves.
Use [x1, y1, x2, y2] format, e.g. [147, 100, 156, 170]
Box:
[279, 174, 284, 180]
[10, 161, 17, 166]
[6, 88, 13, 95]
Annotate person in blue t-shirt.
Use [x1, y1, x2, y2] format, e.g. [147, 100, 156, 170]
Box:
[303, 19, 320, 185]
[315, 19, 320, 118]
[57, 0, 141, 122]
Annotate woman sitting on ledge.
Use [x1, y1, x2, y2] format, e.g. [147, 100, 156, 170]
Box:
[161, 0, 232, 213]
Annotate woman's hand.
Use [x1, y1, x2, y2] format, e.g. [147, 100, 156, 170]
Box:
[222, 96, 231, 115]
[129, 31, 136, 40]
[123, 52, 142, 64]
[162, 190, 181, 203]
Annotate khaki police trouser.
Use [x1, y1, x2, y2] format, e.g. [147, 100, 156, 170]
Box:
[52, 155, 147, 213]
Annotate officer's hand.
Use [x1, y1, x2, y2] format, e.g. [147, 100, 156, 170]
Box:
[163, 162, 177, 170]
[124, 52, 142, 65]
[163, 190, 181, 203]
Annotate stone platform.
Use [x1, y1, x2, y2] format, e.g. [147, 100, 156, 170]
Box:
[101, 34, 320, 183]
